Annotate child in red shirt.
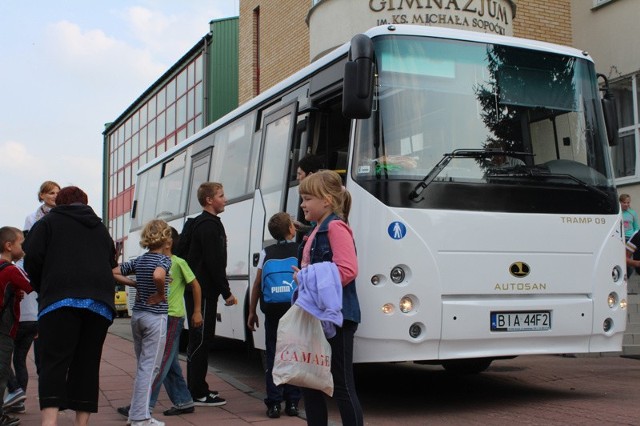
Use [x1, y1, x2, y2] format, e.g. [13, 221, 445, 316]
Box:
[0, 226, 33, 426]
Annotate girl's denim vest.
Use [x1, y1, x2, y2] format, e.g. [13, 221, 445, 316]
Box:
[299, 213, 361, 324]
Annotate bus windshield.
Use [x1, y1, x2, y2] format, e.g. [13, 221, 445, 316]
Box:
[352, 35, 618, 214]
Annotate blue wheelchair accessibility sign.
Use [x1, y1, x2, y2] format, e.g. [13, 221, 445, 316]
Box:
[388, 221, 407, 240]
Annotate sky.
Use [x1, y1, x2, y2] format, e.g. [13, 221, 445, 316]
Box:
[0, 1, 239, 230]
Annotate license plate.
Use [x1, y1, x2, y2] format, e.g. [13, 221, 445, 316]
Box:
[491, 311, 551, 332]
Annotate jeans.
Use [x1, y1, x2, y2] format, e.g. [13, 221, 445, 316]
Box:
[38, 308, 110, 412]
[149, 316, 193, 409]
[185, 295, 217, 399]
[7, 321, 37, 393]
[129, 310, 167, 422]
[302, 320, 363, 426]
[265, 314, 300, 406]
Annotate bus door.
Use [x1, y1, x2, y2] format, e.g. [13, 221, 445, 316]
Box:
[248, 101, 299, 349]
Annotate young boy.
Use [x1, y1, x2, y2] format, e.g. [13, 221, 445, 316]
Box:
[113, 219, 172, 426]
[0, 227, 33, 426]
[247, 212, 301, 418]
[620, 193, 639, 241]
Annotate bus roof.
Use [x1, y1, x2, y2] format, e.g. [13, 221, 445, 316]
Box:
[137, 24, 593, 175]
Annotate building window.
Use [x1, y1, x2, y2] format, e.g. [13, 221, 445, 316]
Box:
[106, 52, 205, 232]
[611, 74, 640, 182]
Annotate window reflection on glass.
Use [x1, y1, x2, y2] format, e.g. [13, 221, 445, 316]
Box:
[612, 132, 636, 178]
[611, 78, 634, 128]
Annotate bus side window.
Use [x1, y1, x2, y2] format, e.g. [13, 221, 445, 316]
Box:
[156, 153, 186, 219]
[140, 166, 161, 225]
[187, 148, 212, 215]
[209, 114, 254, 200]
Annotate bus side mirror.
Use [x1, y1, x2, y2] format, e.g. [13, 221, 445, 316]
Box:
[598, 74, 619, 146]
[343, 34, 375, 119]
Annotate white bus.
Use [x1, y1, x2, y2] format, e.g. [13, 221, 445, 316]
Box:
[124, 25, 626, 373]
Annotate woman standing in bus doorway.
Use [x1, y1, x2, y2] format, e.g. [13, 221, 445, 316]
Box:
[294, 170, 363, 426]
[24, 181, 60, 231]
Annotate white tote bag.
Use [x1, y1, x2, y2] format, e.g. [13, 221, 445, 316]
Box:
[272, 305, 334, 396]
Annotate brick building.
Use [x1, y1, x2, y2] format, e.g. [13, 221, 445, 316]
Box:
[238, 1, 573, 102]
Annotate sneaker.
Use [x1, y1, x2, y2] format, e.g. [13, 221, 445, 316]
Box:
[2, 389, 25, 409]
[162, 405, 194, 416]
[130, 418, 164, 426]
[0, 414, 20, 426]
[285, 401, 299, 417]
[5, 403, 24, 414]
[117, 405, 130, 417]
[193, 393, 226, 407]
[267, 404, 281, 418]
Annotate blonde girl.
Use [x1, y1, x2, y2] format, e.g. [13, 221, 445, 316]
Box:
[113, 219, 172, 426]
[296, 170, 363, 426]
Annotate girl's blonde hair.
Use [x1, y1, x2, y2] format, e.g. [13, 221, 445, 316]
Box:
[299, 170, 351, 222]
[139, 219, 172, 250]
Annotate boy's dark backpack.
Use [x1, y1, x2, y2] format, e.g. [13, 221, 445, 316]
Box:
[0, 262, 16, 321]
[175, 217, 197, 258]
[260, 242, 298, 315]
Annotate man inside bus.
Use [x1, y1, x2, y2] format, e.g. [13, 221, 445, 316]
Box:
[294, 154, 324, 236]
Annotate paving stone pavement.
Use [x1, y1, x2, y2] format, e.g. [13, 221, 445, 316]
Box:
[13, 332, 307, 425]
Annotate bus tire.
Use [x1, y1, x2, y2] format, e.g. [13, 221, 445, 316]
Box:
[442, 358, 493, 374]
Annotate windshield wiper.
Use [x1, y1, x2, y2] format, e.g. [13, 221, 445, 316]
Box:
[408, 149, 533, 201]
[487, 168, 610, 200]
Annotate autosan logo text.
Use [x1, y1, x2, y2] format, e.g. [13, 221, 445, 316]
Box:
[494, 282, 547, 291]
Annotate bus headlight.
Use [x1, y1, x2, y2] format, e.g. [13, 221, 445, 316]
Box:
[620, 298, 628, 310]
[607, 292, 618, 308]
[381, 303, 394, 314]
[603, 318, 613, 332]
[390, 266, 405, 283]
[400, 296, 414, 313]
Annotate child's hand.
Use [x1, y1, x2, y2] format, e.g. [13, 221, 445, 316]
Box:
[124, 278, 137, 287]
[147, 292, 166, 305]
[224, 294, 237, 306]
[292, 265, 300, 283]
[247, 312, 259, 331]
[191, 311, 203, 328]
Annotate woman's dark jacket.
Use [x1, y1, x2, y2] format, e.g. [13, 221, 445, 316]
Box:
[23, 203, 117, 314]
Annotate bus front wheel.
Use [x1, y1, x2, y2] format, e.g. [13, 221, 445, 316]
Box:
[441, 358, 493, 374]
